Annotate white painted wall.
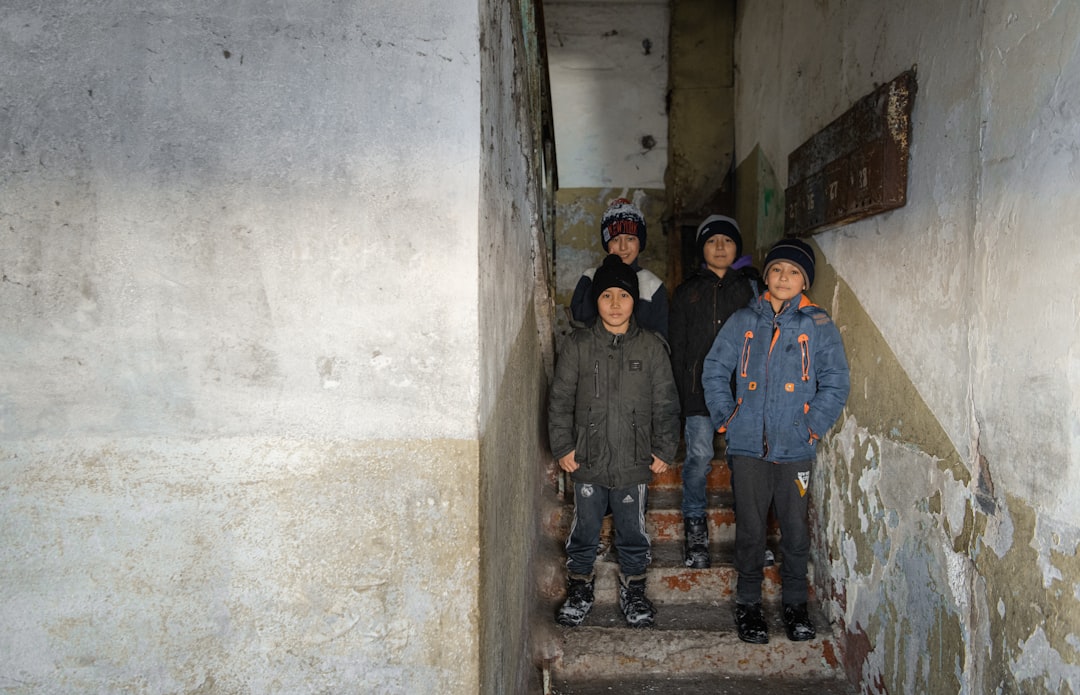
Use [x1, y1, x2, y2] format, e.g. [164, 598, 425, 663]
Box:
[0, 3, 481, 442]
[973, 1, 1080, 515]
[545, 0, 669, 188]
[0, 1, 484, 691]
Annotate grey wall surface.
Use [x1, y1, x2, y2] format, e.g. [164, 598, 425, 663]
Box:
[477, 1, 554, 693]
[736, 1, 1080, 692]
[0, 1, 493, 692]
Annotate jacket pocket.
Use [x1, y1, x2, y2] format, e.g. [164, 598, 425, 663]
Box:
[631, 410, 652, 466]
[575, 407, 599, 469]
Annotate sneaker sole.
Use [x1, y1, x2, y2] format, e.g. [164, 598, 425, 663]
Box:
[626, 618, 655, 628]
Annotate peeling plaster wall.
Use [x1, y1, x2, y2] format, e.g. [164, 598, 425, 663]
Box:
[1, 1, 485, 692]
[736, 1, 1080, 693]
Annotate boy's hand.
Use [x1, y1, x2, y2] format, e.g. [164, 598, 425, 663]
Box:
[558, 450, 580, 473]
[650, 455, 669, 474]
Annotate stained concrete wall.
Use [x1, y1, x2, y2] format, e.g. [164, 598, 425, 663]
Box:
[666, 0, 736, 220]
[477, 2, 554, 693]
[0, 1, 545, 692]
[735, 1, 1080, 692]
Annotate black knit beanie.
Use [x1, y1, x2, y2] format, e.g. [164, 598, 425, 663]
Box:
[696, 214, 743, 259]
[591, 254, 640, 306]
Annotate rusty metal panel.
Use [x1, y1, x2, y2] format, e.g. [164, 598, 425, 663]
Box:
[784, 70, 916, 237]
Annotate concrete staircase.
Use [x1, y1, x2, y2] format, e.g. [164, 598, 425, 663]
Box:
[536, 460, 857, 694]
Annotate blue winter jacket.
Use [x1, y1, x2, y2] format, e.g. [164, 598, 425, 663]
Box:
[701, 292, 850, 463]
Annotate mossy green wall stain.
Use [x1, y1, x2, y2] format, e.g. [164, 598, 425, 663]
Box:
[974, 494, 1080, 693]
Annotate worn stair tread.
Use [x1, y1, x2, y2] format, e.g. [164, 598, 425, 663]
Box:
[556, 600, 832, 634]
[549, 674, 857, 695]
[544, 498, 780, 541]
[548, 602, 842, 680]
[608, 537, 781, 569]
[644, 486, 734, 509]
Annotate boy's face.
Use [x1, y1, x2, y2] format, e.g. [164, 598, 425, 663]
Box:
[703, 234, 737, 276]
[596, 287, 634, 334]
[608, 234, 640, 266]
[765, 260, 806, 304]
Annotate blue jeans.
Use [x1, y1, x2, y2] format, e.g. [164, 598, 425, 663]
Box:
[681, 416, 715, 518]
[565, 481, 651, 577]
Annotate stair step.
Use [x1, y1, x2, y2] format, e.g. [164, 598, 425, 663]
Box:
[547, 674, 857, 695]
[589, 546, 802, 605]
[650, 459, 732, 491]
[544, 488, 780, 541]
[546, 601, 842, 680]
[539, 536, 793, 603]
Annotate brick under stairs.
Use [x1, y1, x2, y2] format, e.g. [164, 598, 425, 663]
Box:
[536, 459, 857, 694]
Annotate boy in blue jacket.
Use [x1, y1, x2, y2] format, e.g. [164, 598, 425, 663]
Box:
[701, 238, 850, 644]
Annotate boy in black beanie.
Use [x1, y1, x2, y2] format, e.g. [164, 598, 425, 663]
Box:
[549, 254, 681, 629]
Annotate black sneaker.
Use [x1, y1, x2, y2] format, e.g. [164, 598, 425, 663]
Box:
[555, 574, 595, 627]
[783, 603, 816, 641]
[734, 602, 768, 644]
[618, 575, 656, 628]
[683, 516, 711, 569]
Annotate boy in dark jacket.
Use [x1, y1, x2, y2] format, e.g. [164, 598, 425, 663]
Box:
[549, 254, 681, 628]
[701, 239, 850, 645]
[669, 215, 760, 569]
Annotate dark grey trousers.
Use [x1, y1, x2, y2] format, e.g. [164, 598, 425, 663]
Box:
[730, 455, 812, 605]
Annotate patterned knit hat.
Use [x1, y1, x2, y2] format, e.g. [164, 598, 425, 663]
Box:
[600, 198, 647, 253]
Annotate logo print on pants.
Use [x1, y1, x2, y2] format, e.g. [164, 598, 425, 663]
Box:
[580, 484, 594, 498]
[796, 471, 810, 497]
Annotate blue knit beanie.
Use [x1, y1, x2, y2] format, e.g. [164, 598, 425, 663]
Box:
[764, 238, 816, 289]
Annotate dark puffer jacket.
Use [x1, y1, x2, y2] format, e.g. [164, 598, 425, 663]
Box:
[669, 266, 760, 418]
[548, 318, 680, 489]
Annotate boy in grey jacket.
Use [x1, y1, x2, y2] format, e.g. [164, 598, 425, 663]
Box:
[549, 254, 680, 628]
